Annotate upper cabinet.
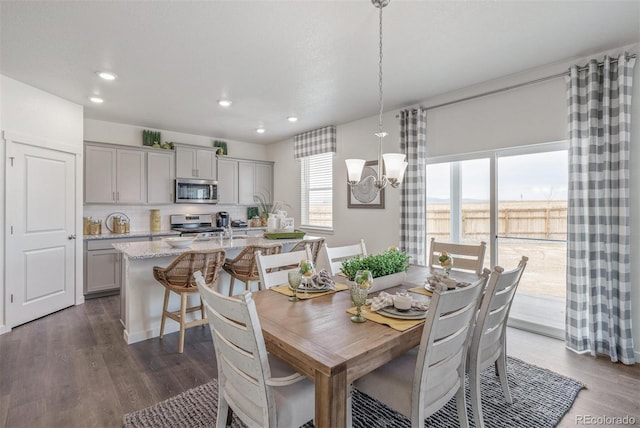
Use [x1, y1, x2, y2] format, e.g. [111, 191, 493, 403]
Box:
[236, 159, 274, 205]
[217, 157, 239, 204]
[85, 144, 146, 204]
[175, 145, 217, 180]
[147, 150, 175, 204]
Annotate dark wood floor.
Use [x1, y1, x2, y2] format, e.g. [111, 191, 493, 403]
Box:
[0, 295, 638, 428]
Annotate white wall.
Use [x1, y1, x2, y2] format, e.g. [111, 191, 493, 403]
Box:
[269, 43, 640, 359]
[0, 75, 84, 334]
[84, 119, 267, 161]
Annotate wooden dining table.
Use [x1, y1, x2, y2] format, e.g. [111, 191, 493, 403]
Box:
[251, 265, 479, 428]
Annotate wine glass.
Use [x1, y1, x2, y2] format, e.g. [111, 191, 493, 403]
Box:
[439, 252, 454, 276]
[288, 271, 303, 302]
[299, 259, 316, 295]
[350, 270, 373, 323]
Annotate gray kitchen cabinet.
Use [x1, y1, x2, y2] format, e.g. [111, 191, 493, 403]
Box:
[147, 150, 175, 204]
[84, 236, 151, 297]
[238, 160, 274, 204]
[217, 157, 239, 204]
[175, 145, 217, 180]
[84, 143, 147, 204]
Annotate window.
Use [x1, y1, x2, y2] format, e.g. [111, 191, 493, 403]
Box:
[426, 141, 568, 337]
[301, 152, 333, 229]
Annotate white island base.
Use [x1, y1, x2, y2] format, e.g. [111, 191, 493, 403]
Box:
[114, 236, 306, 344]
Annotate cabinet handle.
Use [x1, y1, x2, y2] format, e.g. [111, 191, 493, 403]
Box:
[117, 191, 120, 201]
[112, 192, 116, 201]
[68, 234, 76, 240]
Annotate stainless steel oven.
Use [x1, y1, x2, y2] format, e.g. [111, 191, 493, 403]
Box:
[175, 178, 218, 204]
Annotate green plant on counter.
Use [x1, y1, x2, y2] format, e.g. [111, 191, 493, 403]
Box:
[341, 248, 410, 281]
[253, 193, 291, 220]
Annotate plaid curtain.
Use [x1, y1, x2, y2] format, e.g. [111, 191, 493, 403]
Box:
[399, 108, 427, 265]
[566, 53, 636, 364]
[293, 125, 336, 159]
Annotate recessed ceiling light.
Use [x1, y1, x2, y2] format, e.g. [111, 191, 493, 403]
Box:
[256, 127, 266, 134]
[96, 71, 117, 81]
[89, 96, 104, 103]
[287, 116, 298, 123]
[218, 99, 232, 107]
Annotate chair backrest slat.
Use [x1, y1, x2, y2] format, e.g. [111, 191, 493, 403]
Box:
[321, 239, 367, 276]
[428, 238, 486, 275]
[289, 238, 325, 265]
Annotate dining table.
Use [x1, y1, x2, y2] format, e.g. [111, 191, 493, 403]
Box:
[251, 264, 480, 428]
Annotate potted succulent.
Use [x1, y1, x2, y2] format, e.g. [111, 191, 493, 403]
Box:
[341, 248, 410, 294]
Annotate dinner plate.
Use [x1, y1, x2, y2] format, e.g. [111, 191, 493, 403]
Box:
[296, 285, 332, 293]
[377, 306, 428, 320]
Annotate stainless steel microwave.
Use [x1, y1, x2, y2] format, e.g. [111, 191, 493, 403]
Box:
[175, 178, 218, 204]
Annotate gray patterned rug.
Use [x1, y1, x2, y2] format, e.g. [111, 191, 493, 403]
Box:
[123, 357, 584, 428]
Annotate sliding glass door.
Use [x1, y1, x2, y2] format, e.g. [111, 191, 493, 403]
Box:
[426, 142, 568, 336]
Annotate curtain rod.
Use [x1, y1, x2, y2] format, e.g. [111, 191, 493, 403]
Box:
[399, 53, 637, 114]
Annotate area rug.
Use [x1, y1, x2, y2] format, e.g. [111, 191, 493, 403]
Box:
[123, 357, 584, 428]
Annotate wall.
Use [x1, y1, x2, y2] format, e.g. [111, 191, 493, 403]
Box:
[0, 75, 84, 334]
[269, 43, 640, 360]
[84, 119, 267, 161]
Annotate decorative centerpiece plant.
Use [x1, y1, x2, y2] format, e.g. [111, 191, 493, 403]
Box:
[341, 248, 410, 281]
[253, 193, 291, 226]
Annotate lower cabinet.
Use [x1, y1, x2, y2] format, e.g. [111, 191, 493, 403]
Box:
[84, 236, 151, 297]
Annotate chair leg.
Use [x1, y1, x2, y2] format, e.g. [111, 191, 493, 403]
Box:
[228, 276, 236, 296]
[199, 296, 206, 327]
[496, 352, 513, 403]
[456, 366, 470, 428]
[217, 393, 231, 428]
[469, 363, 484, 428]
[159, 288, 170, 339]
[178, 292, 187, 354]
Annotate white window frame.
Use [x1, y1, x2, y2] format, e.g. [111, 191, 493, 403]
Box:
[300, 152, 333, 232]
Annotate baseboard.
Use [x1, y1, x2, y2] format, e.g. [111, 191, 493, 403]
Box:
[0, 324, 10, 336]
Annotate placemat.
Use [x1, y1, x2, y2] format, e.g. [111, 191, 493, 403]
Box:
[270, 282, 348, 299]
[408, 286, 433, 297]
[346, 306, 425, 331]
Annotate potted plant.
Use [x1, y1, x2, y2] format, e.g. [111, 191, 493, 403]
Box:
[253, 193, 291, 227]
[341, 248, 411, 294]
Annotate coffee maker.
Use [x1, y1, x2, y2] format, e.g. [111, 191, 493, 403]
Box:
[216, 211, 230, 228]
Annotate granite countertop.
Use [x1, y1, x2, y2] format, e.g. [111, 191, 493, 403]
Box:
[113, 235, 314, 260]
[83, 230, 181, 241]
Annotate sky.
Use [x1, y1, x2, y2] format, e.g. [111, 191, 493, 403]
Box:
[426, 150, 568, 202]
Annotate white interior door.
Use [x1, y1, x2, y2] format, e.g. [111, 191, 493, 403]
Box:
[6, 142, 76, 327]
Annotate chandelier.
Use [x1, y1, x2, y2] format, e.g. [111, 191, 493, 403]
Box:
[346, 0, 407, 190]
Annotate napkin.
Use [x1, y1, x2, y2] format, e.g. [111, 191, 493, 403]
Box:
[366, 291, 429, 312]
[425, 273, 470, 290]
[301, 269, 335, 290]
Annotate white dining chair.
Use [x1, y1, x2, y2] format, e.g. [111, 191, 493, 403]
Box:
[321, 239, 367, 276]
[353, 272, 488, 428]
[256, 246, 313, 290]
[428, 238, 487, 275]
[468, 256, 528, 428]
[194, 271, 315, 428]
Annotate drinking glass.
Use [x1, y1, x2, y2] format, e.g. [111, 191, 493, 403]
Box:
[350, 270, 373, 323]
[288, 271, 303, 302]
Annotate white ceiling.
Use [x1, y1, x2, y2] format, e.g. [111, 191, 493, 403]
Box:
[1, 1, 639, 145]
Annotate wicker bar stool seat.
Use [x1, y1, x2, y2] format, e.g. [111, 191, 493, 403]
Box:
[223, 244, 282, 295]
[153, 249, 226, 353]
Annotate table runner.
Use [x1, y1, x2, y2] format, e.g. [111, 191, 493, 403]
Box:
[408, 286, 433, 297]
[346, 306, 425, 331]
[270, 283, 348, 299]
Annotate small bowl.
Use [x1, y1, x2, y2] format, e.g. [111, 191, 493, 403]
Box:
[393, 294, 413, 311]
[164, 237, 195, 248]
[441, 277, 457, 289]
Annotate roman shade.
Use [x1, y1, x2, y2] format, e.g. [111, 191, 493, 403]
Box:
[293, 125, 336, 159]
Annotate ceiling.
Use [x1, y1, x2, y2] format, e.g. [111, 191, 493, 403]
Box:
[1, 1, 639, 145]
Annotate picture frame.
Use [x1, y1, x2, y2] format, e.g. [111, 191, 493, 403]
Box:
[347, 160, 385, 209]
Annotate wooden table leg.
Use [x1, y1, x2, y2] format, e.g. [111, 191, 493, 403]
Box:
[314, 368, 347, 428]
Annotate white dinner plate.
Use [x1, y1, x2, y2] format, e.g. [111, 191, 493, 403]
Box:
[296, 285, 332, 293]
[377, 306, 428, 320]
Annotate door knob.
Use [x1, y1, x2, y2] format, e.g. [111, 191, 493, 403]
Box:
[68, 234, 76, 240]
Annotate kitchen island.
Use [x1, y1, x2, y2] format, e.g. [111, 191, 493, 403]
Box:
[113, 235, 312, 344]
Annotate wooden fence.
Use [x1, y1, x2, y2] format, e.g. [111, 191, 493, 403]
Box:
[427, 201, 567, 241]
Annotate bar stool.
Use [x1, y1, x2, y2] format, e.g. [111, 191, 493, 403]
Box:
[153, 249, 226, 353]
[288, 237, 325, 265]
[223, 244, 282, 296]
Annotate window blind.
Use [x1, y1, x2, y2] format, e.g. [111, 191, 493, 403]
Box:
[301, 152, 333, 229]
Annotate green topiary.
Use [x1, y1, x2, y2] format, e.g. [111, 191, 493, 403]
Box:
[341, 249, 410, 281]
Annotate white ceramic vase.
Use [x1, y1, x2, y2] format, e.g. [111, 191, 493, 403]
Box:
[368, 271, 408, 294]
